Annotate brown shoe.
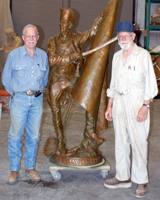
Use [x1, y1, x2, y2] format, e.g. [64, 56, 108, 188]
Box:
[104, 177, 132, 189]
[135, 184, 147, 198]
[8, 171, 19, 185]
[25, 169, 41, 182]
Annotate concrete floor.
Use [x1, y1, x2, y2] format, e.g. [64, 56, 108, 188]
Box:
[0, 89, 160, 200]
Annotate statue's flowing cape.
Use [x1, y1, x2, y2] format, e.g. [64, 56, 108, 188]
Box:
[72, 0, 119, 134]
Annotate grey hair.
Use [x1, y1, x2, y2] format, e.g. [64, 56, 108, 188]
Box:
[22, 24, 39, 35]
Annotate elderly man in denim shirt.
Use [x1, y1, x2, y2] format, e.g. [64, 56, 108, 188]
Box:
[2, 24, 49, 185]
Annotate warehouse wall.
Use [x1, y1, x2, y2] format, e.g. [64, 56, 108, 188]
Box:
[11, 0, 133, 83]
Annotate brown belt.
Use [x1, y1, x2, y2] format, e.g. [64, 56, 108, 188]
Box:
[22, 90, 37, 96]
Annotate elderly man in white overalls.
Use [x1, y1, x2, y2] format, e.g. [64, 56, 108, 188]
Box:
[104, 21, 158, 198]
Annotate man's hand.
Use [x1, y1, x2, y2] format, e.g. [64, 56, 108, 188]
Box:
[137, 106, 148, 122]
[105, 98, 114, 121]
[105, 106, 113, 121]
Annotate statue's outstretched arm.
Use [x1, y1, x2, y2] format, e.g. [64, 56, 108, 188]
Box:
[76, 11, 103, 48]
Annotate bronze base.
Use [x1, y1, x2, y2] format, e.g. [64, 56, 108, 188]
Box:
[50, 153, 103, 166]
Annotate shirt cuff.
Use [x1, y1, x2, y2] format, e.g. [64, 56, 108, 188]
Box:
[144, 93, 158, 101]
[106, 88, 115, 98]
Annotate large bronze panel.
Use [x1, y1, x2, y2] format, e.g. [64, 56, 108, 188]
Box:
[72, 0, 119, 134]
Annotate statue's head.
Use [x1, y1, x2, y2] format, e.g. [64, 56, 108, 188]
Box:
[59, 8, 74, 32]
[5, 28, 16, 39]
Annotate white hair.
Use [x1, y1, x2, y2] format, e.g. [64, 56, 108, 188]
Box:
[22, 24, 39, 35]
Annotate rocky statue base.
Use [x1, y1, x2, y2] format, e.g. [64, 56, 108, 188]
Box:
[50, 153, 103, 166]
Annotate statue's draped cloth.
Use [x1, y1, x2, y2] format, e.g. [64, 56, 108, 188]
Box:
[72, 0, 119, 134]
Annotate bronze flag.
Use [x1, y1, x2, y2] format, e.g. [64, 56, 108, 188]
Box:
[72, 0, 119, 134]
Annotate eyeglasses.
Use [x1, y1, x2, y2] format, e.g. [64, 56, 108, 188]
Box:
[118, 34, 132, 40]
[24, 35, 38, 39]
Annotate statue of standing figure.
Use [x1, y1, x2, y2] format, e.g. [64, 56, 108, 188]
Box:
[47, 8, 104, 158]
[0, 28, 23, 64]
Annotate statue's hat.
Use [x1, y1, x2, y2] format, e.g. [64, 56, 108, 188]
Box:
[60, 8, 74, 24]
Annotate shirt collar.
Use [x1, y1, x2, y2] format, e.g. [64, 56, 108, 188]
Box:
[131, 43, 139, 55]
[21, 45, 38, 56]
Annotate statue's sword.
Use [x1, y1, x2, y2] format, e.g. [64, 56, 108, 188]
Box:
[82, 36, 117, 56]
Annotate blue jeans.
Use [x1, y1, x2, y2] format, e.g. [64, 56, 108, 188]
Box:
[8, 92, 43, 171]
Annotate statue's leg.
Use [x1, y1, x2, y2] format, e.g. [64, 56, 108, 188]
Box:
[48, 82, 66, 155]
[84, 111, 94, 134]
[48, 78, 71, 155]
[84, 112, 104, 144]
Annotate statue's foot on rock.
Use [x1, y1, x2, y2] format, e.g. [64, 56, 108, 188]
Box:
[55, 148, 66, 155]
[65, 145, 80, 157]
[91, 133, 104, 144]
[55, 142, 66, 155]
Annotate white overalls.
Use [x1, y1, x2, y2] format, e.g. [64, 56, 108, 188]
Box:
[107, 43, 158, 184]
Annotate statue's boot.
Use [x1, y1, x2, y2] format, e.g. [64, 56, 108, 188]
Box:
[55, 136, 66, 155]
[90, 132, 104, 144]
[84, 112, 104, 145]
[51, 109, 66, 155]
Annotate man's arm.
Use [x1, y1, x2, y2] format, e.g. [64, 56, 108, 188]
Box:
[43, 56, 49, 88]
[2, 54, 13, 94]
[137, 50, 158, 122]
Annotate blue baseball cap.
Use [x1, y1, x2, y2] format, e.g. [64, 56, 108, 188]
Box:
[116, 21, 134, 34]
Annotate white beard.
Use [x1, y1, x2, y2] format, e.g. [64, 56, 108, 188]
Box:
[118, 40, 133, 50]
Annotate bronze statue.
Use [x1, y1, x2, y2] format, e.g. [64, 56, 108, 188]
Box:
[0, 28, 23, 63]
[45, 0, 119, 166]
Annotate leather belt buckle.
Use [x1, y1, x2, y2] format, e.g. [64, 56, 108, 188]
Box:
[122, 90, 129, 95]
[26, 90, 35, 96]
[116, 90, 129, 96]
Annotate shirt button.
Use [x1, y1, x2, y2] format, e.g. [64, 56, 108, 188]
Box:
[32, 83, 33, 85]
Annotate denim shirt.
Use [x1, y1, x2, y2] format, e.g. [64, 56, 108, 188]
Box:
[2, 45, 49, 95]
